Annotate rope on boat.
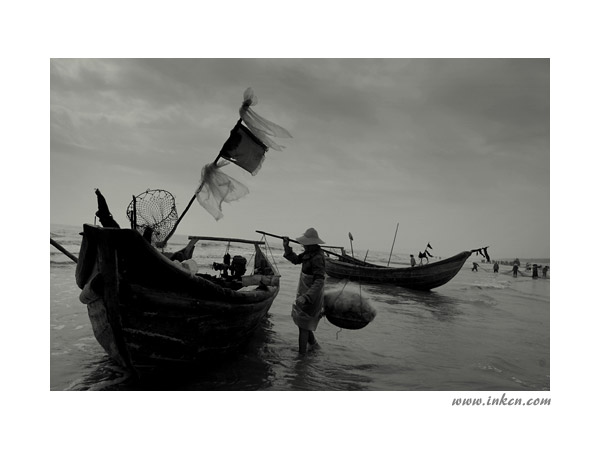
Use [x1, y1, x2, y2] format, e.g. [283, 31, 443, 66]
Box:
[326, 279, 353, 340]
[247, 250, 257, 272]
[261, 235, 280, 275]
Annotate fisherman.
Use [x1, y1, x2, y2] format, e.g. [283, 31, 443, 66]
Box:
[512, 263, 519, 277]
[410, 254, 416, 267]
[493, 261, 499, 273]
[542, 266, 549, 277]
[282, 228, 326, 355]
[472, 262, 479, 272]
[532, 264, 539, 279]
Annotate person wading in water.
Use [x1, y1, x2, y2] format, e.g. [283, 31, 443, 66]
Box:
[282, 228, 326, 355]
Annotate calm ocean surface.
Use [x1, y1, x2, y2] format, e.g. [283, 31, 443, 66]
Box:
[50, 224, 550, 391]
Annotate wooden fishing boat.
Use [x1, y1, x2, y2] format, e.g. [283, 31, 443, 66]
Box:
[75, 224, 280, 373]
[324, 251, 472, 291]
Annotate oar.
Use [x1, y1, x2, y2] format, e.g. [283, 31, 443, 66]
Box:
[348, 232, 354, 258]
[50, 238, 78, 263]
[255, 230, 344, 259]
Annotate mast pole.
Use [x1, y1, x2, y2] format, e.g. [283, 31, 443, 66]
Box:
[387, 222, 399, 267]
[159, 154, 221, 246]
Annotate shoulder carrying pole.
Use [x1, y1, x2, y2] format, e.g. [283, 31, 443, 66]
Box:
[255, 230, 344, 259]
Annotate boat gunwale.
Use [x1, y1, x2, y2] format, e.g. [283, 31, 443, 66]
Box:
[80, 224, 280, 304]
[326, 250, 472, 272]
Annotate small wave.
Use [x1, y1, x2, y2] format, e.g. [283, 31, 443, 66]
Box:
[50, 260, 77, 266]
[511, 376, 526, 387]
[466, 298, 499, 308]
[53, 238, 82, 246]
[478, 363, 503, 373]
[465, 279, 511, 290]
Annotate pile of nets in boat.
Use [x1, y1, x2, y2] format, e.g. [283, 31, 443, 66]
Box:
[172, 258, 198, 275]
[323, 284, 377, 330]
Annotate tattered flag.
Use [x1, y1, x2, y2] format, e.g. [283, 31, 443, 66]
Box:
[195, 161, 249, 221]
[239, 87, 292, 151]
[219, 121, 269, 175]
[196, 89, 291, 220]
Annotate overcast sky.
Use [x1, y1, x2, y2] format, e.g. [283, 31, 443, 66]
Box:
[50, 58, 549, 259]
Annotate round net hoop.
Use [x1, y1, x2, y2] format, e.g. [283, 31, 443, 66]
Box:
[126, 189, 178, 248]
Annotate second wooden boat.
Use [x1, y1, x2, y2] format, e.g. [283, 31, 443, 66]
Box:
[324, 251, 472, 291]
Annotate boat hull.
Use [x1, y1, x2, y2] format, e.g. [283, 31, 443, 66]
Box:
[325, 251, 471, 291]
[76, 225, 280, 371]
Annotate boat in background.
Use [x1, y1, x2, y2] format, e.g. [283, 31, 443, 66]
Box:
[76, 224, 280, 373]
[325, 251, 472, 291]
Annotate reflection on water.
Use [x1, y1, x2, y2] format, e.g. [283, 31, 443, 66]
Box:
[66, 355, 134, 391]
[65, 316, 279, 391]
[287, 349, 375, 391]
[363, 283, 461, 322]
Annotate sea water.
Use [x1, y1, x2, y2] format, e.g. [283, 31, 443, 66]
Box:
[50, 224, 549, 391]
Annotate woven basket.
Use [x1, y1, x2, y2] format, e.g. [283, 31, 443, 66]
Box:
[325, 312, 370, 330]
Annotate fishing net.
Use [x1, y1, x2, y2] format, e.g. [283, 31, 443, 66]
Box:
[324, 284, 377, 330]
[126, 189, 178, 248]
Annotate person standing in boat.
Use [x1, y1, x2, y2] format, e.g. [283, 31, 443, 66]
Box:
[282, 228, 326, 355]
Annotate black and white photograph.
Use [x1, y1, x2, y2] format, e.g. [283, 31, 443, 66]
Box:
[6, 1, 599, 449]
[50, 58, 551, 392]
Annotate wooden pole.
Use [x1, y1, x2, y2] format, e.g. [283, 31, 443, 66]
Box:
[255, 230, 344, 259]
[158, 154, 221, 246]
[387, 223, 399, 267]
[188, 235, 266, 245]
[131, 195, 136, 230]
[50, 238, 78, 263]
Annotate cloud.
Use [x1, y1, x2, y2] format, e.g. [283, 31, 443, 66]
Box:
[50, 58, 549, 257]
